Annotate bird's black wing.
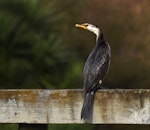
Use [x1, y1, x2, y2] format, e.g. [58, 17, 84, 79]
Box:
[83, 42, 111, 93]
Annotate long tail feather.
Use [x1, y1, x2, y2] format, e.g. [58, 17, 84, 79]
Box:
[81, 91, 95, 123]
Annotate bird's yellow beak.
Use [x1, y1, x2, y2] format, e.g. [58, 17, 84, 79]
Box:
[75, 24, 88, 30]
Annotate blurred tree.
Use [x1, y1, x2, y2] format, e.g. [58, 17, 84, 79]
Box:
[0, 0, 82, 89]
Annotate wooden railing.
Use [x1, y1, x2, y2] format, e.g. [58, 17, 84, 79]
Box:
[0, 89, 150, 130]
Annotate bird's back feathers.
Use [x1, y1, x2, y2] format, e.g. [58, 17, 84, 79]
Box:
[83, 41, 111, 93]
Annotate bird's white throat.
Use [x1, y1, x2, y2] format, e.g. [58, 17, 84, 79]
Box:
[87, 25, 100, 40]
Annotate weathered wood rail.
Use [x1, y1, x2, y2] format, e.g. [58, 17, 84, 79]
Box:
[0, 89, 150, 129]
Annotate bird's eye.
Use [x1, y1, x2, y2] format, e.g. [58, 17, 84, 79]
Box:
[83, 23, 89, 26]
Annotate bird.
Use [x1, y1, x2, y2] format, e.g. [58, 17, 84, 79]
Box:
[75, 23, 111, 123]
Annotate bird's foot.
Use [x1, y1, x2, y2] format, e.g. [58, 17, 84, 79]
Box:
[97, 84, 107, 89]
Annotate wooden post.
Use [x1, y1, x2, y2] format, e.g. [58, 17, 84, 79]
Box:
[0, 89, 150, 124]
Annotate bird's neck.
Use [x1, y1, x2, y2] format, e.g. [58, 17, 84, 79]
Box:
[96, 32, 104, 44]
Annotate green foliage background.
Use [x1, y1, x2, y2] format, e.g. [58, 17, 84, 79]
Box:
[0, 0, 150, 130]
[0, 0, 82, 89]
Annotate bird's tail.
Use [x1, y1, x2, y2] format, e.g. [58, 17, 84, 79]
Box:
[81, 91, 95, 123]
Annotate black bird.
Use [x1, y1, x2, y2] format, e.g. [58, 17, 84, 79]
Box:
[75, 23, 111, 123]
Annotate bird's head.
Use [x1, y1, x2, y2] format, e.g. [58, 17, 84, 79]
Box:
[75, 23, 100, 38]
